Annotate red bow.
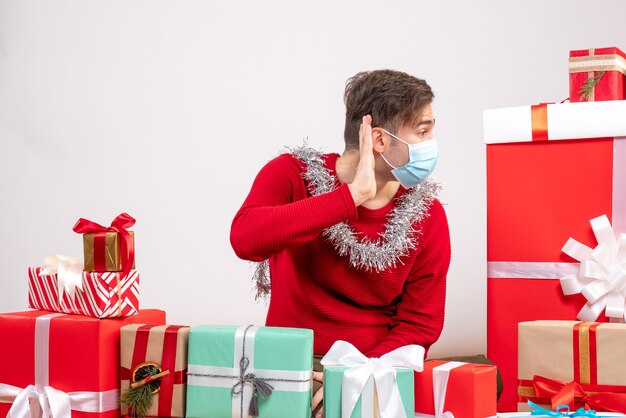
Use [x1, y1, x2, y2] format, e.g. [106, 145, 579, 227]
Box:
[532, 375, 626, 413]
[73, 213, 136, 281]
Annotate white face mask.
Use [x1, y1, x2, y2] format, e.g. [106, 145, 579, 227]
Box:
[380, 129, 439, 188]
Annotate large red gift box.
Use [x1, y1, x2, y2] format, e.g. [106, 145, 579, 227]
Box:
[28, 266, 140, 318]
[414, 360, 497, 418]
[483, 100, 626, 411]
[569, 47, 626, 102]
[0, 309, 166, 418]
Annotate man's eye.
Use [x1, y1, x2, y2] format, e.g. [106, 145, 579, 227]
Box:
[419, 131, 428, 137]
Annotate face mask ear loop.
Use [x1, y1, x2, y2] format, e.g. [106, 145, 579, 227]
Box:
[379, 151, 397, 169]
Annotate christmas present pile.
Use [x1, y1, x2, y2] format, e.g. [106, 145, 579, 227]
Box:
[484, 45, 626, 413]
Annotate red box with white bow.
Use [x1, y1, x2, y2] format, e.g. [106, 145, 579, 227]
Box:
[483, 100, 626, 411]
[414, 360, 497, 418]
[0, 309, 166, 418]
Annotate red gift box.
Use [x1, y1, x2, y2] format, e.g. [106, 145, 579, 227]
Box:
[569, 47, 626, 102]
[414, 360, 497, 418]
[0, 309, 166, 418]
[28, 266, 140, 318]
[483, 101, 626, 411]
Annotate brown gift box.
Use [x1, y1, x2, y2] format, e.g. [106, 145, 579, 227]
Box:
[517, 320, 626, 412]
[121, 324, 191, 417]
[83, 230, 135, 272]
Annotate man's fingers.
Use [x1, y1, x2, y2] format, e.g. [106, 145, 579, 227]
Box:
[313, 371, 324, 382]
[315, 406, 324, 418]
[312, 386, 324, 410]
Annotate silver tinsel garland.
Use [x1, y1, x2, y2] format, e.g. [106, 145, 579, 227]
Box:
[253, 144, 440, 300]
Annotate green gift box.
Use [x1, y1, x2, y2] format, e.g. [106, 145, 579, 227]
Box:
[186, 325, 313, 418]
[323, 366, 414, 418]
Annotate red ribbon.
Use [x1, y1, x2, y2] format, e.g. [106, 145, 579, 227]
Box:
[532, 375, 626, 413]
[121, 325, 187, 416]
[72, 213, 135, 281]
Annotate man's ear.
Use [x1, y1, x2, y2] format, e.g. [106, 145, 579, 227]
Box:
[371, 127, 387, 153]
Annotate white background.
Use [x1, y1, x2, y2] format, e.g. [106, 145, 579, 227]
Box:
[1, 0, 625, 358]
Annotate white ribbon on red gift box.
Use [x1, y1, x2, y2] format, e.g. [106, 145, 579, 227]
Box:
[414, 361, 467, 418]
[0, 313, 119, 418]
[39, 254, 84, 300]
[321, 340, 425, 418]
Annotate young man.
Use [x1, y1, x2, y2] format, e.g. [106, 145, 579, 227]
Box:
[230, 69, 450, 417]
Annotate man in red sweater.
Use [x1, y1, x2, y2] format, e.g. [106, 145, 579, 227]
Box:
[231, 69, 450, 417]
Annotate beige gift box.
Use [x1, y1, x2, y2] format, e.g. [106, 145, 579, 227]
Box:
[121, 324, 191, 417]
[517, 320, 626, 412]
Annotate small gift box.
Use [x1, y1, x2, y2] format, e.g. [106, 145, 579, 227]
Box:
[186, 325, 313, 418]
[0, 309, 166, 418]
[28, 262, 140, 318]
[73, 213, 136, 273]
[517, 321, 626, 414]
[321, 340, 423, 418]
[569, 47, 626, 102]
[120, 324, 191, 417]
[413, 360, 497, 418]
[483, 100, 626, 411]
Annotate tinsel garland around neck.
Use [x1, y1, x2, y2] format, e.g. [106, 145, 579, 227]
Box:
[253, 144, 440, 300]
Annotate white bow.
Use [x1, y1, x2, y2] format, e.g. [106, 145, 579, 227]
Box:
[39, 255, 84, 300]
[2, 384, 71, 418]
[560, 215, 626, 322]
[321, 340, 424, 418]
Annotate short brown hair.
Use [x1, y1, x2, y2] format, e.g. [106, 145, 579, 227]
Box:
[343, 70, 434, 149]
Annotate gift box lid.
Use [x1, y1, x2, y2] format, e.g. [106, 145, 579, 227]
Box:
[483, 101, 626, 144]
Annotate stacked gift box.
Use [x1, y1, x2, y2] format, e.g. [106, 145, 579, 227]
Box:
[484, 46, 626, 415]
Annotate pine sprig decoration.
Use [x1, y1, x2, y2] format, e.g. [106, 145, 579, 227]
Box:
[120, 364, 162, 418]
[579, 71, 605, 101]
[120, 383, 155, 418]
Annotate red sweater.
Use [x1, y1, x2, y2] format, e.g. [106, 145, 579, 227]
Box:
[230, 152, 450, 357]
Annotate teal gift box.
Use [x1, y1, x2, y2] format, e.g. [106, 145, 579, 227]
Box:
[323, 366, 414, 418]
[186, 325, 313, 418]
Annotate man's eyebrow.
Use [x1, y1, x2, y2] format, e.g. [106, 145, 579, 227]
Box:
[416, 118, 435, 127]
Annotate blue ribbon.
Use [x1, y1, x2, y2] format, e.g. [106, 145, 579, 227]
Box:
[529, 401, 598, 417]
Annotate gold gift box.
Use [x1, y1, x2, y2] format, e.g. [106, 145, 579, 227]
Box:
[82, 230, 135, 272]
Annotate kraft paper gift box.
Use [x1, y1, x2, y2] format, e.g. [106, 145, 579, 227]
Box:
[73, 213, 136, 273]
[120, 324, 191, 417]
[28, 266, 140, 318]
[517, 321, 626, 414]
[0, 309, 166, 418]
[483, 100, 626, 411]
[414, 360, 497, 418]
[321, 340, 423, 418]
[569, 47, 626, 102]
[186, 325, 313, 418]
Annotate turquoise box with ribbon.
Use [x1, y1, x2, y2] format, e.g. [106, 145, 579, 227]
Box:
[324, 366, 414, 418]
[186, 325, 313, 418]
